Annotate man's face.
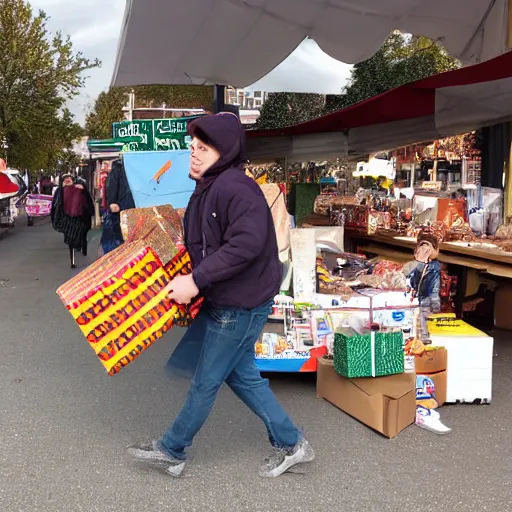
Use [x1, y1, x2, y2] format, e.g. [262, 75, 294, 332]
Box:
[189, 136, 220, 180]
[63, 177, 74, 187]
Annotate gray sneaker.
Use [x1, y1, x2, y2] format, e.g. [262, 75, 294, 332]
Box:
[259, 438, 315, 478]
[127, 440, 185, 477]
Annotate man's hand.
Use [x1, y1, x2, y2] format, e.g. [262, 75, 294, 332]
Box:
[110, 203, 120, 213]
[168, 274, 199, 305]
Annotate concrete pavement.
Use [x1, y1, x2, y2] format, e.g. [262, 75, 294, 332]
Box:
[0, 219, 511, 512]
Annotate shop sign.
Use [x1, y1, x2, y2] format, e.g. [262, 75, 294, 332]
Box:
[113, 116, 200, 152]
[420, 181, 443, 192]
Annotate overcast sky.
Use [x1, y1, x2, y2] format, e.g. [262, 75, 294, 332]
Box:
[30, 0, 352, 125]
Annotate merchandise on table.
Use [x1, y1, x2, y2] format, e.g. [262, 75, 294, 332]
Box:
[317, 357, 416, 439]
[367, 210, 392, 235]
[316, 256, 353, 295]
[320, 251, 370, 281]
[359, 260, 407, 290]
[313, 194, 334, 216]
[332, 204, 368, 230]
[334, 328, 404, 378]
[255, 296, 331, 373]
[56, 241, 202, 376]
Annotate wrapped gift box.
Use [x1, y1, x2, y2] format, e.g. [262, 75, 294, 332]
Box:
[317, 357, 415, 439]
[120, 205, 184, 264]
[334, 328, 404, 378]
[57, 241, 201, 376]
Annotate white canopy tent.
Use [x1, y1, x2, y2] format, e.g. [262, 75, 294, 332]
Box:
[112, 0, 510, 90]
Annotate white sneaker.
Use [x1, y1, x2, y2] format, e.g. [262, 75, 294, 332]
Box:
[259, 438, 315, 478]
[416, 407, 452, 435]
[127, 440, 186, 477]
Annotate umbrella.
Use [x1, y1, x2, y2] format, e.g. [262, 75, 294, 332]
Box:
[0, 171, 20, 200]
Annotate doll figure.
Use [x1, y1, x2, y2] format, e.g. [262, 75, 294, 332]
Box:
[404, 230, 441, 343]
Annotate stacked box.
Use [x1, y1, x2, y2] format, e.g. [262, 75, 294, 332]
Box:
[120, 205, 184, 263]
[57, 241, 201, 376]
[334, 328, 404, 378]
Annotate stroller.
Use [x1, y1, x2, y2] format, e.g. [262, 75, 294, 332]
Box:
[24, 194, 53, 226]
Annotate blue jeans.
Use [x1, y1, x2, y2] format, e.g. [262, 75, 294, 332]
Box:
[161, 300, 300, 460]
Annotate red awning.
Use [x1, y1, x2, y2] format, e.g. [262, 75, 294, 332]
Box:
[248, 50, 512, 141]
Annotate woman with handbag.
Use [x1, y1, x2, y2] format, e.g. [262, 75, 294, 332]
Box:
[51, 175, 95, 268]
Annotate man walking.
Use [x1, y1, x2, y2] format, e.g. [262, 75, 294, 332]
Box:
[128, 113, 314, 478]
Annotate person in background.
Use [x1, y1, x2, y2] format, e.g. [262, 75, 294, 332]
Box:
[100, 159, 135, 255]
[128, 113, 314, 478]
[51, 174, 94, 268]
[39, 175, 54, 196]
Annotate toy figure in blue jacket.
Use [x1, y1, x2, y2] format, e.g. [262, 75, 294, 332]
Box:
[404, 230, 441, 343]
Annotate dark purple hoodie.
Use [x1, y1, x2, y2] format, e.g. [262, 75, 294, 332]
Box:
[184, 113, 281, 309]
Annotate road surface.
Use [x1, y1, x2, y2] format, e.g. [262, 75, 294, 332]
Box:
[0, 219, 510, 511]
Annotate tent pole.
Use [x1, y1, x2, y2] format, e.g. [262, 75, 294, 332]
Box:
[213, 85, 226, 114]
[506, 138, 512, 222]
[508, 0, 512, 49]
[284, 157, 289, 193]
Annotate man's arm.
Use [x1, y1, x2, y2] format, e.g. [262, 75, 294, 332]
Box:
[192, 183, 268, 290]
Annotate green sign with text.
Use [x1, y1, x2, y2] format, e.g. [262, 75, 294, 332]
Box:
[112, 116, 200, 152]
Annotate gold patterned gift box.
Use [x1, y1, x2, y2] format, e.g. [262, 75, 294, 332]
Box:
[56, 241, 201, 376]
[120, 205, 184, 264]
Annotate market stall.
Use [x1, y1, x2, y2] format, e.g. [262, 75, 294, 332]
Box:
[245, 50, 512, 332]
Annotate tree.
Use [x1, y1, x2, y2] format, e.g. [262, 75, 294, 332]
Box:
[326, 32, 459, 112]
[0, 0, 100, 171]
[84, 85, 214, 139]
[8, 107, 83, 175]
[85, 88, 128, 140]
[255, 93, 326, 130]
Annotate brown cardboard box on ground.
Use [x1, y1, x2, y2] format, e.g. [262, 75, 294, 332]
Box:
[424, 370, 447, 407]
[495, 284, 512, 330]
[317, 357, 416, 439]
[415, 348, 447, 374]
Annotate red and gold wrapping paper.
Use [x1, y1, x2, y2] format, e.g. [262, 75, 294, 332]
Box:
[121, 205, 183, 240]
[57, 241, 202, 376]
[121, 205, 184, 264]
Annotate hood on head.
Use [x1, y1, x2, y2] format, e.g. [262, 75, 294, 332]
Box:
[188, 112, 247, 177]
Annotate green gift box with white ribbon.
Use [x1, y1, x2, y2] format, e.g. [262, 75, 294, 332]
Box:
[334, 329, 404, 378]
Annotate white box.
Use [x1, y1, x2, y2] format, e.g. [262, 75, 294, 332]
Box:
[429, 332, 494, 404]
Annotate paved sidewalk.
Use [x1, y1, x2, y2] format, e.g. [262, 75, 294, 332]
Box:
[0, 220, 511, 512]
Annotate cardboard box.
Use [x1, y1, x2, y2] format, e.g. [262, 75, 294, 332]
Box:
[495, 284, 512, 330]
[317, 357, 416, 439]
[414, 348, 447, 374]
[429, 371, 447, 407]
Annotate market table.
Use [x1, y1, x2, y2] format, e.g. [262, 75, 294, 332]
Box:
[345, 229, 512, 318]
